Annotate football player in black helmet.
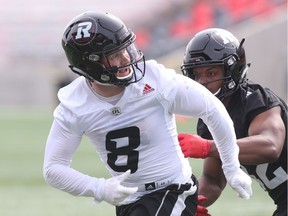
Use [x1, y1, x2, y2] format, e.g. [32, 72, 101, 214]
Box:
[181, 28, 249, 100]
[44, 12, 253, 216]
[179, 28, 287, 216]
[62, 11, 145, 86]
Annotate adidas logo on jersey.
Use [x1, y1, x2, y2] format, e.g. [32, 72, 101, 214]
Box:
[145, 182, 156, 191]
[142, 84, 155, 95]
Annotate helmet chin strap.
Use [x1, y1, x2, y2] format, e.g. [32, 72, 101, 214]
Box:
[69, 66, 95, 82]
[200, 76, 230, 100]
[201, 76, 228, 88]
[92, 79, 117, 87]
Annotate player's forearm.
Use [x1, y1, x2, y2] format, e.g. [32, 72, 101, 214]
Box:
[237, 136, 282, 164]
[207, 140, 219, 157]
[209, 136, 281, 165]
[206, 113, 241, 176]
[43, 162, 98, 197]
[198, 175, 225, 207]
[200, 91, 241, 174]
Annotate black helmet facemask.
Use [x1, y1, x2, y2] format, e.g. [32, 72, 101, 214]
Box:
[69, 42, 145, 87]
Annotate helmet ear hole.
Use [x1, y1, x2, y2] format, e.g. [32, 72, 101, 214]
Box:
[86, 53, 100, 62]
[69, 66, 94, 82]
[224, 58, 240, 83]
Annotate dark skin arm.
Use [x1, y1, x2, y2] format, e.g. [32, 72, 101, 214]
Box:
[199, 106, 286, 206]
[208, 106, 285, 164]
[198, 157, 226, 207]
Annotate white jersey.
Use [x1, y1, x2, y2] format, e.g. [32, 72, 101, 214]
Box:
[44, 60, 239, 204]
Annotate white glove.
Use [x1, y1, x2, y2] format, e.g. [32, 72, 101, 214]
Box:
[96, 170, 138, 206]
[226, 168, 252, 199]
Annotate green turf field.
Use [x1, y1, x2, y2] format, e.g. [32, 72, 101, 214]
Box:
[0, 109, 275, 216]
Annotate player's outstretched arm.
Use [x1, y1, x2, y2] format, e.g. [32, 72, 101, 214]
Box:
[178, 133, 252, 199]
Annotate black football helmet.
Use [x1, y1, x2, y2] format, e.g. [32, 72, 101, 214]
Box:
[181, 28, 250, 99]
[62, 11, 145, 86]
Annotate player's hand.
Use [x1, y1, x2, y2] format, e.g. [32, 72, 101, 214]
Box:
[196, 195, 211, 216]
[225, 168, 252, 200]
[100, 170, 138, 205]
[178, 133, 211, 158]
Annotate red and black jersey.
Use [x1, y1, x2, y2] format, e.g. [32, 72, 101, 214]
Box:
[197, 80, 287, 207]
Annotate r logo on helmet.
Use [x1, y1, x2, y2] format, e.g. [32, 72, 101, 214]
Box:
[71, 18, 97, 45]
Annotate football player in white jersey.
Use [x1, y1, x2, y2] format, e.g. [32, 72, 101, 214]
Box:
[43, 11, 252, 216]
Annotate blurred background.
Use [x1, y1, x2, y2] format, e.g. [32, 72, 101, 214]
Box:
[0, 0, 286, 110]
[0, 1, 287, 216]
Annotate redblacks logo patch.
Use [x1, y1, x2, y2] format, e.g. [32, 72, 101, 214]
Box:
[71, 18, 97, 45]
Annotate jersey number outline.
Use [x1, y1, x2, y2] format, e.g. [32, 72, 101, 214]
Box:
[242, 164, 287, 190]
[255, 163, 287, 190]
[106, 126, 140, 173]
